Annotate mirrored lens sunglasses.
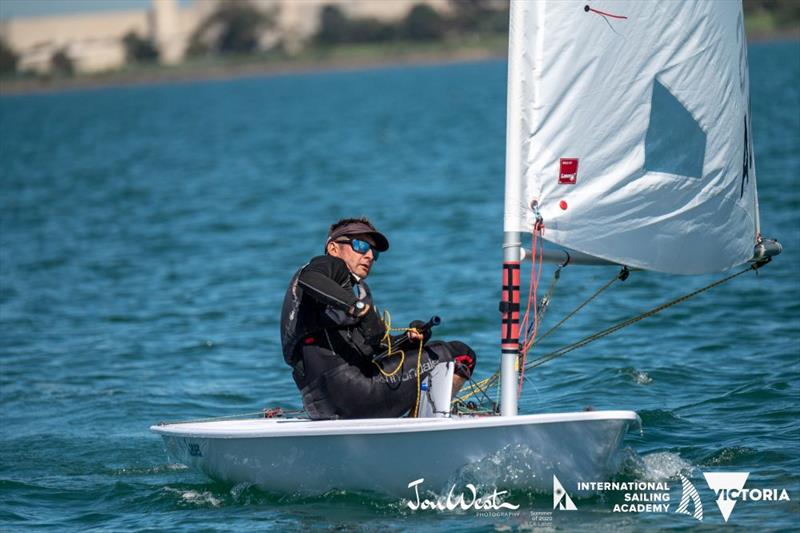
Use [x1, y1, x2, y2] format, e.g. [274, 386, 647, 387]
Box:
[335, 238, 380, 261]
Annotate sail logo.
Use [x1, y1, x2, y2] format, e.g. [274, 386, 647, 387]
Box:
[703, 472, 791, 523]
[674, 475, 703, 521]
[553, 475, 577, 510]
[558, 158, 579, 184]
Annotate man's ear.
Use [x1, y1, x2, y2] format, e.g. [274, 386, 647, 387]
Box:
[326, 241, 338, 256]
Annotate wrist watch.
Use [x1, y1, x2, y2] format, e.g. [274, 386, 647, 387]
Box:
[352, 301, 366, 315]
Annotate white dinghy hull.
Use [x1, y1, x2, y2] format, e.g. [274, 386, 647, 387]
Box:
[151, 410, 639, 496]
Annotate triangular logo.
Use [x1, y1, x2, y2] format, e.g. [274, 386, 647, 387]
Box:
[553, 475, 577, 510]
[675, 474, 703, 521]
[704, 472, 749, 523]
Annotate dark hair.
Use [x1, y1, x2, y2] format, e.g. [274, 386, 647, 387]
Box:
[328, 217, 376, 235]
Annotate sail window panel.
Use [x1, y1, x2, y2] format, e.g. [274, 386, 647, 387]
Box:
[644, 79, 707, 179]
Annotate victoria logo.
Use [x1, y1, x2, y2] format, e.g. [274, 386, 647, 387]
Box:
[553, 475, 577, 511]
[704, 472, 749, 522]
[704, 471, 791, 523]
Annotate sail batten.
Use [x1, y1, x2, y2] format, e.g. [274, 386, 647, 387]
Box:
[504, 1, 759, 275]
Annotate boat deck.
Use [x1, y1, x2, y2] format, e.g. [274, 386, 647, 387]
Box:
[151, 410, 640, 438]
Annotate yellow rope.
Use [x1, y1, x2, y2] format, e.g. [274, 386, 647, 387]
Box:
[373, 310, 425, 417]
[372, 310, 405, 377]
[455, 373, 499, 404]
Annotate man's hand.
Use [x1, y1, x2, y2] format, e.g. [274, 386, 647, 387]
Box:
[348, 302, 370, 318]
[407, 319, 431, 344]
[407, 329, 424, 343]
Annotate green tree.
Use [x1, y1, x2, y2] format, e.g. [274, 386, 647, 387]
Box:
[315, 5, 397, 44]
[448, 0, 490, 31]
[744, 0, 800, 29]
[316, 5, 349, 44]
[404, 4, 445, 41]
[448, 0, 508, 34]
[50, 48, 74, 76]
[122, 32, 159, 63]
[0, 38, 18, 75]
[188, 1, 275, 56]
[348, 18, 396, 43]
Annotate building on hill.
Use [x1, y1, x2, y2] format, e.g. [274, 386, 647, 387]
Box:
[0, 0, 454, 75]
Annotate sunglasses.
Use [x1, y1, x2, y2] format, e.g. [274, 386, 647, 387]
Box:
[335, 238, 380, 261]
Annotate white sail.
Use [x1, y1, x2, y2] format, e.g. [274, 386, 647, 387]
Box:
[504, 0, 759, 275]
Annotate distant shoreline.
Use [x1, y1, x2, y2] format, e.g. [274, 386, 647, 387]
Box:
[1, 34, 797, 97]
[0, 47, 503, 97]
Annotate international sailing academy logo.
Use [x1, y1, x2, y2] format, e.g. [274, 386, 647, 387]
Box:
[674, 474, 703, 521]
[548, 472, 789, 523]
[553, 475, 577, 510]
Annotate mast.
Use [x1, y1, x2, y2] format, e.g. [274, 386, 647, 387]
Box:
[500, 1, 531, 417]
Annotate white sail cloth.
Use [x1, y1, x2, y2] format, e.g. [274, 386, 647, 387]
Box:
[504, 0, 759, 274]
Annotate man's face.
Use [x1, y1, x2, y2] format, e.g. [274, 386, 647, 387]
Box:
[327, 233, 377, 278]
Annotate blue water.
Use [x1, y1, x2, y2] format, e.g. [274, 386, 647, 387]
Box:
[1, 41, 798, 531]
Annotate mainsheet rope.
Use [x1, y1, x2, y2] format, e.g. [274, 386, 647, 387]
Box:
[378, 310, 426, 416]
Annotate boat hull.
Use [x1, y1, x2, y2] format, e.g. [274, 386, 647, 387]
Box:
[151, 411, 639, 496]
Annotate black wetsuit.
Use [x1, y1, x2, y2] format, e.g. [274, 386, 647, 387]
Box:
[280, 255, 476, 419]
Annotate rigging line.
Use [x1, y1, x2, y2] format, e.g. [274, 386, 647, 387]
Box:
[517, 230, 539, 356]
[458, 266, 623, 402]
[452, 370, 497, 412]
[584, 5, 628, 19]
[518, 223, 544, 394]
[525, 261, 768, 371]
[518, 209, 545, 352]
[584, 4, 626, 36]
[456, 371, 496, 397]
[538, 263, 563, 315]
[463, 371, 498, 407]
[454, 372, 499, 404]
[459, 267, 617, 401]
[532, 267, 625, 347]
[450, 376, 493, 407]
[518, 226, 545, 397]
[463, 248, 566, 402]
[523, 259, 567, 346]
[598, 12, 622, 36]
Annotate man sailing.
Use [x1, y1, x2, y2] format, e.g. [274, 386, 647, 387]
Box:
[280, 217, 477, 419]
